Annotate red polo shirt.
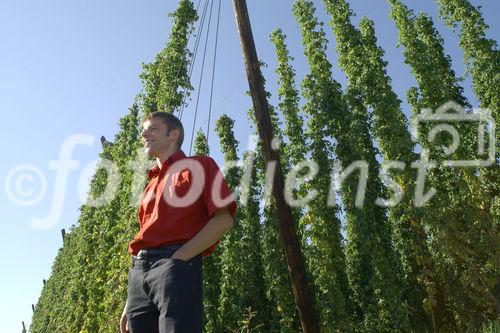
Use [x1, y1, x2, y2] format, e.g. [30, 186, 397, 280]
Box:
[127, 150, 236, 256]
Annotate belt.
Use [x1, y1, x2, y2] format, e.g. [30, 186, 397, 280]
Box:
[133, 243, 185, 260]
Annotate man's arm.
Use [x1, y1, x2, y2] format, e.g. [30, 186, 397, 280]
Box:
[170, 207, 233, 261]
[120, 300, 129, 333]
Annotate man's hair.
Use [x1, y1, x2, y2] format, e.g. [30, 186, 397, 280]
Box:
[145, 112, 184, 149]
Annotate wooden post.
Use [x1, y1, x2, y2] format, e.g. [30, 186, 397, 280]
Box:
[231, 1, 320, 331]
[61, 228, 66, 243]
[43, 279, 46, 285]
[31, 304, 35, 313]
[22, 321, 26, 333]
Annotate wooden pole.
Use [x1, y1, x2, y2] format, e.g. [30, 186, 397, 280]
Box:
[31, 304, 35, 313]
[61, 228, 66, 243]
[22, 321, 26, 333]
[231, 1, 320, 331]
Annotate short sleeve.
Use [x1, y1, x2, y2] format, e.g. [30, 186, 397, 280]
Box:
[202, 157, 237, 219]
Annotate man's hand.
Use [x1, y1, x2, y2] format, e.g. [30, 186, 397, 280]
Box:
[120, 303, 129, 333]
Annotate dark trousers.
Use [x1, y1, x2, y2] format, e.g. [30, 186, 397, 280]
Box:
[126, 246, 203, 333]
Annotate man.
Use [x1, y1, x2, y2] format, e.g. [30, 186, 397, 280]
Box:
[120, 112, 236, 333]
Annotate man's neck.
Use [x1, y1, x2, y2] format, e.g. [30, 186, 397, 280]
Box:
[156, 148, 179, 168]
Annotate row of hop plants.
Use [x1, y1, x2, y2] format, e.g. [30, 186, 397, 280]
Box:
[30, 0, 498, 332]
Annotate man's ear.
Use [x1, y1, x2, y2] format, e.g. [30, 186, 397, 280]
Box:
[169, 128, 180, 141]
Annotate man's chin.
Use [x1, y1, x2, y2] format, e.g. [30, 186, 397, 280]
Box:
[144, 147, 157, 157]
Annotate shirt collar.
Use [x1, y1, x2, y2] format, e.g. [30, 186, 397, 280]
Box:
[147, 150, 187, 180]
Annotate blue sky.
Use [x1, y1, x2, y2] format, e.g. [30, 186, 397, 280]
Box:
[0, 0, 498, 331]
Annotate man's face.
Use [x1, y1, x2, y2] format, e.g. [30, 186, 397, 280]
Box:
[141, 118, 177, 157]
